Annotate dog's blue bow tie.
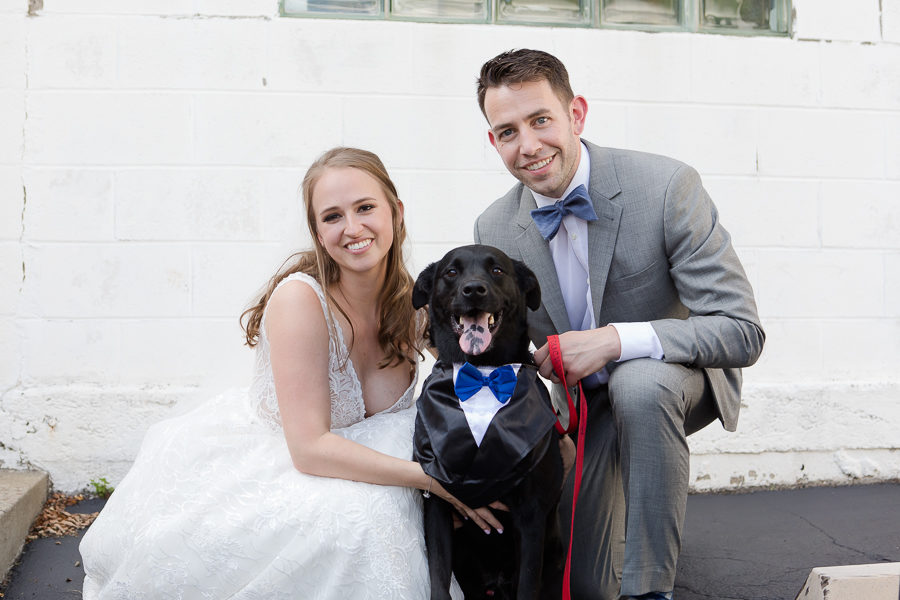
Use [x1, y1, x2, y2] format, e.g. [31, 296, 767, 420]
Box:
[530, 184, 598, 241]
[454, 363, 517, 404]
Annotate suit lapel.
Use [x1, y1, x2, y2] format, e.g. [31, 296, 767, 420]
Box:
[584, 142, 623, 322]
[513, 186, 571, 334]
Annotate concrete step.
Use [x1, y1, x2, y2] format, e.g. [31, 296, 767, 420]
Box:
[795, 563, 900, 600]
[0, 469, 49, 582]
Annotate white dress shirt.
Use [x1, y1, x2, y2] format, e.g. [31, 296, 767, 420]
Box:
[453, 363, 521, 446]
[531, 142, 664, 382]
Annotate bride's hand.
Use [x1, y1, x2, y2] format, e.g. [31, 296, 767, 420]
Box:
[431, 480, 507, 534]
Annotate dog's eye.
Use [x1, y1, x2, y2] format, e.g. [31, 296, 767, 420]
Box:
[491, 267, 504, 276]
[444, 268, 458, 279]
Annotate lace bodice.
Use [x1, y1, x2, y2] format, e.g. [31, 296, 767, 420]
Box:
[249, 271, 416, 430]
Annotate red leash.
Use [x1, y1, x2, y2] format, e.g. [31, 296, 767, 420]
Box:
[546, 334, 587, 600]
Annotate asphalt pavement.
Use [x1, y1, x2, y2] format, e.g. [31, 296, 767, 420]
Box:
[1, 483, 898, 599]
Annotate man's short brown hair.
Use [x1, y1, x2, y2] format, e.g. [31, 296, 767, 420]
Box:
[476, 48, 575, 119]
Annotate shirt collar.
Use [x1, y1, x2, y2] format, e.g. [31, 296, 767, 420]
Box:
[532, 141, 591, 208]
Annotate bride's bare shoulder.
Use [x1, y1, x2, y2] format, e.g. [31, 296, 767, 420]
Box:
[265, 278, 327, 341]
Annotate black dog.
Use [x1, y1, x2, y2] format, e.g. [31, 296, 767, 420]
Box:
[412, 244, 565, 600]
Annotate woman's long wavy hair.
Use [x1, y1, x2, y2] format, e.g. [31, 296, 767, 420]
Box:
[240, 147, 419, 369]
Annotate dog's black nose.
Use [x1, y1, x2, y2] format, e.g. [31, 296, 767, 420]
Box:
[461, 281, 488, 298]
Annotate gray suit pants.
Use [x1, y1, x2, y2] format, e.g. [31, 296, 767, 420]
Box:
[558, 358, 718, 599]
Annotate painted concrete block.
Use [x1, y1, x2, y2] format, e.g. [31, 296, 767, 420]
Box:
[689, 383, 900, 455]
[114, 169, 264, 241]
[409, 23, 525, 98]
[822, 319, 900, 380]
[191, 242, 286, 317]
[886, 253, 900, 318]
[117, 319, 253, 386]
[704, 177, 820, 248]
[22, 168, 113, 241]
[21, 243, 190, 318]
[0, 90, 23, 163]
[0, 318, 18, 389]
[0, 0, 25, 13]
[822, 181, 900, 249]
[192, 0, 276, 17]
[749, 318, 823, 384]
[564, 30, 691, 103]
[25, 92, 192, 165]
[795, 563, 900, 600]
[0, 166, 22, 240]
[793, 0, 881, 42]
[821, 42, 900, 110]
[399, 169, 512, 244]
[689, 447, 900, 491]
[580, 102, 629, 151]
[0, 385, 203, 492]
[755, 249, 883, 318]
[25, 16, 116, 89]
[408, 241, 470, 277]
[0, 15, 24, 89]
[885, 0, 900, 43]
[192, 93, 341, 167]
[19, 318, 120, 385]
[116, 17, 266, 90]
[887, 115, 900, 180]
[18, 317, 252, 387]
[691, 36, 820, 107]
[344, 96, 498, 171]
[0, 241, 20, 315]
[757, 109, 885, 178]
[258, 168, 309, 251]
[265, 19, 413, 94]
[38, 0, 191, 15]
[626, 105, 758, 176]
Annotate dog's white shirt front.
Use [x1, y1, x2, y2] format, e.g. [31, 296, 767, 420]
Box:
[452, 363, 521, 446]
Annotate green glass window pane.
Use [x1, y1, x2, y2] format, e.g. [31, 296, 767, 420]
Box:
[283, 0, 382, 16]
[391, 0, 488, 21]
[496, 0, 590, 26]
[601, 0, 679, 26]
[702, 0, 788, 33]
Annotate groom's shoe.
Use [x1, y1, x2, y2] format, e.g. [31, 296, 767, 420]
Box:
[620, 593, 673, 600]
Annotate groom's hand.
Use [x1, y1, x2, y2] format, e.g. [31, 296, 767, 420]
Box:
[533, 326, 621, 384]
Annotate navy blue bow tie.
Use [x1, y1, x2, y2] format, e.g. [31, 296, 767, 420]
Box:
[454, 363, 517, 404]
[530, 184, 598, 241]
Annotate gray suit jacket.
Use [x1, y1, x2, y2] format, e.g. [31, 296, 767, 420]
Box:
[473, 141, 764, 431]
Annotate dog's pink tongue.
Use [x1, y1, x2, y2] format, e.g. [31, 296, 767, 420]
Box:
[459, 313, 492, 356]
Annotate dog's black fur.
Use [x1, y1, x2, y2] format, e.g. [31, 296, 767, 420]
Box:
[412, 244, 565, 600]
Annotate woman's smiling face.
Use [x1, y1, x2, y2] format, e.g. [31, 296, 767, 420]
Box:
[312, 166, 400, 279]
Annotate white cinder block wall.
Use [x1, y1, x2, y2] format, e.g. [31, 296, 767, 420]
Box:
[1, 0, 898, 492]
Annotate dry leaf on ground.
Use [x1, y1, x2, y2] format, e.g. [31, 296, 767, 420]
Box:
[27, 492, 98, 540]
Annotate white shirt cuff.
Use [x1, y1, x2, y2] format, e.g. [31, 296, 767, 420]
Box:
[609, 322, 665, 362]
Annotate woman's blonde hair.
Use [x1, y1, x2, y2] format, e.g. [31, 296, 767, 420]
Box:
[240, 147, 418, 369]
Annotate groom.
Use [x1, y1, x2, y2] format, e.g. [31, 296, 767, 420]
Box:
[473, 49, 765, 599]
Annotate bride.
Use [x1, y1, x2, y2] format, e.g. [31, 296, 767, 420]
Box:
[79, 147, 487, 599]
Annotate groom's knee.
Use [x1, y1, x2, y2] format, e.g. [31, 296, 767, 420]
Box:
[607, 358, 690, 424]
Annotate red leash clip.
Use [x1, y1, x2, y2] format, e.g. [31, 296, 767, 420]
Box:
[546, 334, 588, 600]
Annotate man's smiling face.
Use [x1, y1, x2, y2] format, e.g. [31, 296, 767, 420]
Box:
[483, 78, 587, 199]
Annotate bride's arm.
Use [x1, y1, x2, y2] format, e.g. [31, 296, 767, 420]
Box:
[265, 280, 502, 532]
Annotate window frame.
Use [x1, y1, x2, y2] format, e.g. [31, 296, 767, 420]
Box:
[280, 0, 792, 36]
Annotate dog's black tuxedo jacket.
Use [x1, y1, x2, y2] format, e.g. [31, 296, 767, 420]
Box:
[414, 361, 558, 508]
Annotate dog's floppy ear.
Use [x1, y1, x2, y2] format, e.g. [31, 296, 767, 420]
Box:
[513, 260, 541, 311]
[412, 262, 438, 309]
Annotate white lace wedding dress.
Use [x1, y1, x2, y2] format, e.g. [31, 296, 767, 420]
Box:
[80, 272, 459, 599]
